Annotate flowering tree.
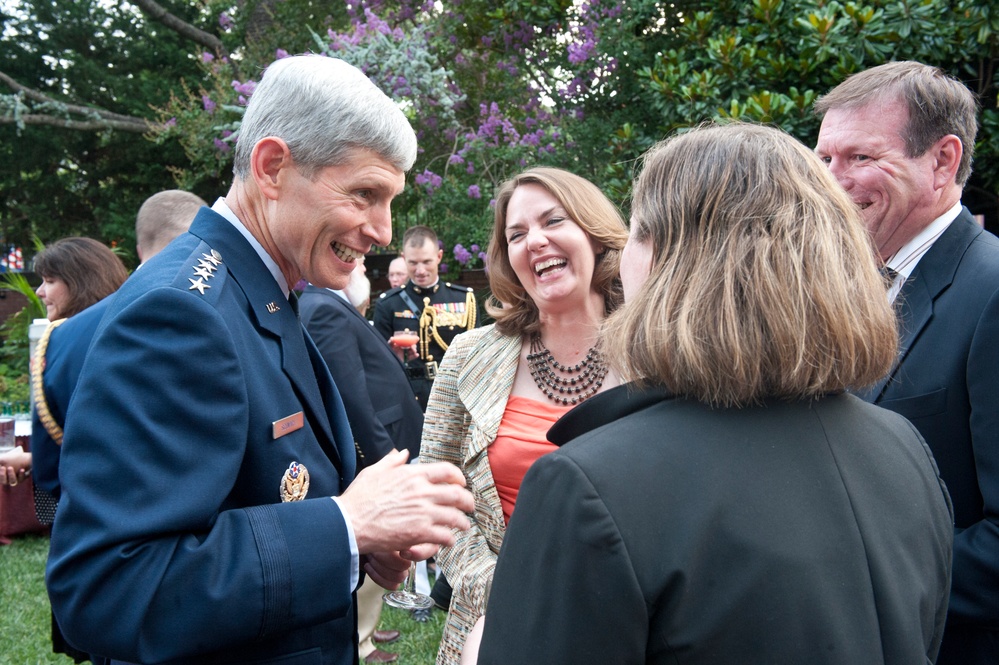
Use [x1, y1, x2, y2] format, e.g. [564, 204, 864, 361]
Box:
[2, 0, 998, 271]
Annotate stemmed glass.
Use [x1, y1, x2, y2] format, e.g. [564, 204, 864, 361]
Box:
[384, 561, 433, 610]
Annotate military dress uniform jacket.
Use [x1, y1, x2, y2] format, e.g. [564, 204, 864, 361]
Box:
[372, 280, 477, 367]
[46, 208, 359, 665]
[299, 284, 424, 462]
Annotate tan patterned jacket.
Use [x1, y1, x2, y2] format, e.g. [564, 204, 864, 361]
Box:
[419, 324, 522, 665]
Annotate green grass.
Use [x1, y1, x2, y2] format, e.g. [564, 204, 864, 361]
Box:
[0, 534, 443, 664]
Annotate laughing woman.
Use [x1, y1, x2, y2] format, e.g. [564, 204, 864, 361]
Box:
[419, 167, 628, 665]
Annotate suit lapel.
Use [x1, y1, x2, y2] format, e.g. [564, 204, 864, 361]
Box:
[868, 208, 981, 402]
[188, 214, 343, 474]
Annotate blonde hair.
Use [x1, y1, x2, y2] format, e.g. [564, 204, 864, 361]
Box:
[487, 167, 628, 336]
[604, 122, 898, 407]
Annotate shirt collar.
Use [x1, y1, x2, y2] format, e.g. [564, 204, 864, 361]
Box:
[212, 198, 291, 298]
[885, 201, 962, 280]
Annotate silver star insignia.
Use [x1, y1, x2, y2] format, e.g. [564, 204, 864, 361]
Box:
[197, 258, 217, 273]
[193, 266, 213, 280]
[202, 251, 222, 267]
[189, 277, 211, 295]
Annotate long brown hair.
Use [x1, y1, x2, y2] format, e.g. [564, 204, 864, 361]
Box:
[604, 122, 898, 407]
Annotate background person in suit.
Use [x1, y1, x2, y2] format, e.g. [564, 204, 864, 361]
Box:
[815, 61, 999, 664]
[46, 54, 473, 665]
[419, 167, 628, 665]
[300, 258, 424, 664]
[474, 123, 954, 665]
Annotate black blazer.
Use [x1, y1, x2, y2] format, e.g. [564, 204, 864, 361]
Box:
[859, 208, 999, 663]
[479, 386, 953, 665]
[300, 285, 423, 462]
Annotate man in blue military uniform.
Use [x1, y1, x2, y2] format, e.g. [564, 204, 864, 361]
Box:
[373, 225, 478, 410]
[46, 55, 473, 665]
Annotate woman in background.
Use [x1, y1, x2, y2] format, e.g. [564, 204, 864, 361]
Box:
[420, 167, 628, 664]
[475, 123, 954, 664]
[1, 236, 127, 664]
[1, 237, 128, 489]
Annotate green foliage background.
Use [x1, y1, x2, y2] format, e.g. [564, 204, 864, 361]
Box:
[1, 0, 998, 271]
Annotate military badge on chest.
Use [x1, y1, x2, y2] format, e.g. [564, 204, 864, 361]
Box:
[280, 461, 310, 502]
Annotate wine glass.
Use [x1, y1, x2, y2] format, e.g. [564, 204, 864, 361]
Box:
[384, 561, 433, 610]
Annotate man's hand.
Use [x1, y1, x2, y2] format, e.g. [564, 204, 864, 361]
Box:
[339, 448, 473, 555]
[363, 550, 421, 590]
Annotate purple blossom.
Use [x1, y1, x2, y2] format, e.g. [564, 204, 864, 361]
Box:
[276, 49, 289, 59]
[440, 262, 449, 274]
[219, 13, 234, 30]
[470, 244, 480, 253]
[454, 244, 472, 265]
[201, 52, 214, 63]
[232, 80, 257, 96]
[164, 117, 177, 128]
[213, 137, 230, 153]
[202, 95, 216, 114]
[467, 185, 481, 199]
[448, 154, 465, 166]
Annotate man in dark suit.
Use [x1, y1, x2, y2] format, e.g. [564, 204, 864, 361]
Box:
[300, 262, 423, 464]
[300, 261, 425, 664]
[46, 55, 472, 665]
[816, 60, 999, 664]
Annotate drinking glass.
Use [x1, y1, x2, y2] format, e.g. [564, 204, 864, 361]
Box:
[390, 328, 419, 349]
[383, 561, 433, 610]
[0, 416, 14, 453]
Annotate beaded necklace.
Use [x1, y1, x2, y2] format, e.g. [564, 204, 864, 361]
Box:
[526, 333, 608, 406]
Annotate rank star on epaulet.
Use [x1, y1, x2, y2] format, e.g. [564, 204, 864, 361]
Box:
[202, 250, 223, 267]
[189, 277, 211, 295]
[193, 266, 213, 280]
[197, 258, 217, 274]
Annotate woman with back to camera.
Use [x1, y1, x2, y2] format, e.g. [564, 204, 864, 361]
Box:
[474, 123, 954, 664]
[419, 166, 628, 664]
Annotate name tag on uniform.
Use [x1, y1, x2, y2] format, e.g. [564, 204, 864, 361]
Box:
[272, 412, 304, 439]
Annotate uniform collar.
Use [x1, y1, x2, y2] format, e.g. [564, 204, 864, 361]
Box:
[409, 280, 440, 295]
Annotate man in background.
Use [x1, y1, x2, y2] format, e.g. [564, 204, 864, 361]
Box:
[386, 255, 407, 289]
[815, 60, 999, 664]
[373, 225, 478, 410]
[300, 257, 424, 663]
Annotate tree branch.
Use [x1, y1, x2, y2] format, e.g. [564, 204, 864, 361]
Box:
[1, 70, 146, 124]
[0, 114, 152, 133]
[128, 0, 228, 57]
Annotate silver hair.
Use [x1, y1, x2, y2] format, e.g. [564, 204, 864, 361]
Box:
[233, 55, 418, 179]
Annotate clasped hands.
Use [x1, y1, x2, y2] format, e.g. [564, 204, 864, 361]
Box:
[338, 448, 473, 590]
